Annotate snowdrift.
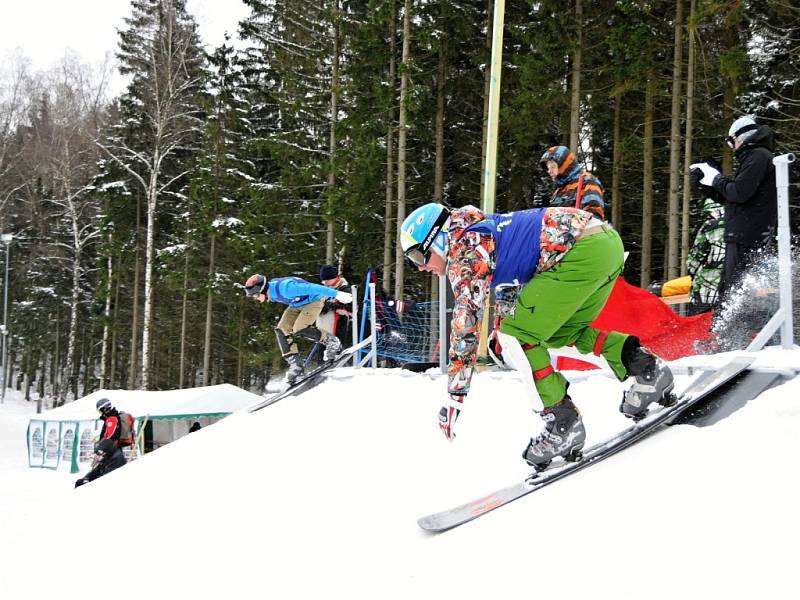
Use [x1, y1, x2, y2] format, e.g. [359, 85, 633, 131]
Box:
[2, 351, 800, 599]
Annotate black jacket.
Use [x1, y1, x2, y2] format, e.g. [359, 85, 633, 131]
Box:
[710, 125, 778, 251]
[83, 446, 126, 483]
[99, 408, 122, 444]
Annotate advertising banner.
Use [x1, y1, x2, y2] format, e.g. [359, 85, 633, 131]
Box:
[43, 422, 61, 469]
[27, 421, 45, 468]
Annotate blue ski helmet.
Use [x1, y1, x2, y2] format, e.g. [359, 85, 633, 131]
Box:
[400, 203, 450, 266]
[96, 398, 113, 413]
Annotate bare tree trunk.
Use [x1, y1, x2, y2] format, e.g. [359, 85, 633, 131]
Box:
[53, 310, 61, 403]
[681, 0, 697, 273]
[141, 166, 160, 389]
[569, 0, 583, 152]
[236, 297, 244, 386]
[479, 0, 493, 204]
[64, 224, 81, 402]
[382, 0, 397, 294]
[99, 232, 113, 388]
[128, 194, 141, 390]
[432, 40, 447, 341]
[640, 75, 656, 288]
[667, 0, 684, 279]
[326, 0, 341, 264]
[110, 271, 120, 388]
[81, 325, 92, 397]
[611, 87, 623, 231]
[434, 47, 446, 203]
[179, 248, 189, 388]
[202, 233, 216, 386]
[393, 0, 412, 301]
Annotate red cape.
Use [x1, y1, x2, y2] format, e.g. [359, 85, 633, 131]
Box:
[555, 277, 713, 371]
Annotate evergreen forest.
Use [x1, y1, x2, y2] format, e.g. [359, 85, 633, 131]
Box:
[0, 0, 797, 401]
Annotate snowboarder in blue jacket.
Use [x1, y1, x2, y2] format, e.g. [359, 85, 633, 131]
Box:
[245, 274, 353, 386]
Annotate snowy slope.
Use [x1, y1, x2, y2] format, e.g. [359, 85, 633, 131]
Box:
[1, 349, 799, 600]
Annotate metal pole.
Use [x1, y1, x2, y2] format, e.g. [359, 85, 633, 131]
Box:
[1, 236, 10, 404]
[369, 283, 378, 368]
[350, 285, 359, 368]
[439, 273, 447, 374]
[773, 153, 795, 349]
[747, 153, 796, 352]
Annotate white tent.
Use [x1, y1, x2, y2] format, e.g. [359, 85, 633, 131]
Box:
[27, 384, 262, 473]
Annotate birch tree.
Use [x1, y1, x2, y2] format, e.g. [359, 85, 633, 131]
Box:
[99, 0, 205, 389]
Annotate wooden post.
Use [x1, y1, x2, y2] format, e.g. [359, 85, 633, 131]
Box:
[477, 0, 506, 360]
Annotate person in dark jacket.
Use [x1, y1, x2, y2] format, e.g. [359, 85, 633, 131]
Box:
[317, 264, 352, 349]
[96, 398, 122, 445]
[690, 116, 778, 303]
[74, 439, 126, 488]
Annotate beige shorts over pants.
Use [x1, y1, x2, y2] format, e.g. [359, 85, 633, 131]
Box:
[276, 299, 330, 356]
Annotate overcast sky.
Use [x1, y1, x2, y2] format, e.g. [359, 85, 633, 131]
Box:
[0, 0, 250, 93]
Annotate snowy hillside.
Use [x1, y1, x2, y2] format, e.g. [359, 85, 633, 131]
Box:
[1, 348, 799, 599]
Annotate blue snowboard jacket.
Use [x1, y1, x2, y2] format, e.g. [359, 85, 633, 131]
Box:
[268, 277, 338, 307]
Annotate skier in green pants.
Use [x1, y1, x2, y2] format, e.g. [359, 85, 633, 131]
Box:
[400, 203, 675, 470]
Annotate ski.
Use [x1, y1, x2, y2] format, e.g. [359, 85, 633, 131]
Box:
[418, 355, 755, 532]
[248, 347, 358, 413]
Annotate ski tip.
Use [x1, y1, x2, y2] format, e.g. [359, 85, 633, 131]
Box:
[417, 517, 459, 533]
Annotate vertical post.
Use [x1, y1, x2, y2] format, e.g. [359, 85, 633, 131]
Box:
[773, 153, 795, 349]
[350, 285, 359, 368]
[0, 233, 12, 404]
[439, 272, 447, 374]
[369, 282, 378, 368]
[477, 0, 506, 359]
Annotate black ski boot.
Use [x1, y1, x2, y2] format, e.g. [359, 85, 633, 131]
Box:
[284, 354, 304, 386]
[522, 396, 586, 471]
[619, 337, 675, 420]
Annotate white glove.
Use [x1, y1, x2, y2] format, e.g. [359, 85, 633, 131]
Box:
[335, 291, 353, 304]
[690, 162, 720, 186]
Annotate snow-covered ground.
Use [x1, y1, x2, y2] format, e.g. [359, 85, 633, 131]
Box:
[1, 348, 799, 599]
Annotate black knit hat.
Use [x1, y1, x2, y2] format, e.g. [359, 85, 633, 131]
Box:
[320, 264, 338, 280]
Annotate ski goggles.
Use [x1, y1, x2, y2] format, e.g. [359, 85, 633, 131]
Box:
[402, 210, 449, 267]
[403, 244, 432, 267]
[244, 277, 268, 303]
[725, 123, 757, 149]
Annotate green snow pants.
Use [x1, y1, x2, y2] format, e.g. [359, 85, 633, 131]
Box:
[499, 226, 629, 408]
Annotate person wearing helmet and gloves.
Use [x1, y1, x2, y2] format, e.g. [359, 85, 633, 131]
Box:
[244, 273, 353, 387]
[690, 116, 778, 312]
[400, 202, 675, 470]
[74, 438, 126, 488]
